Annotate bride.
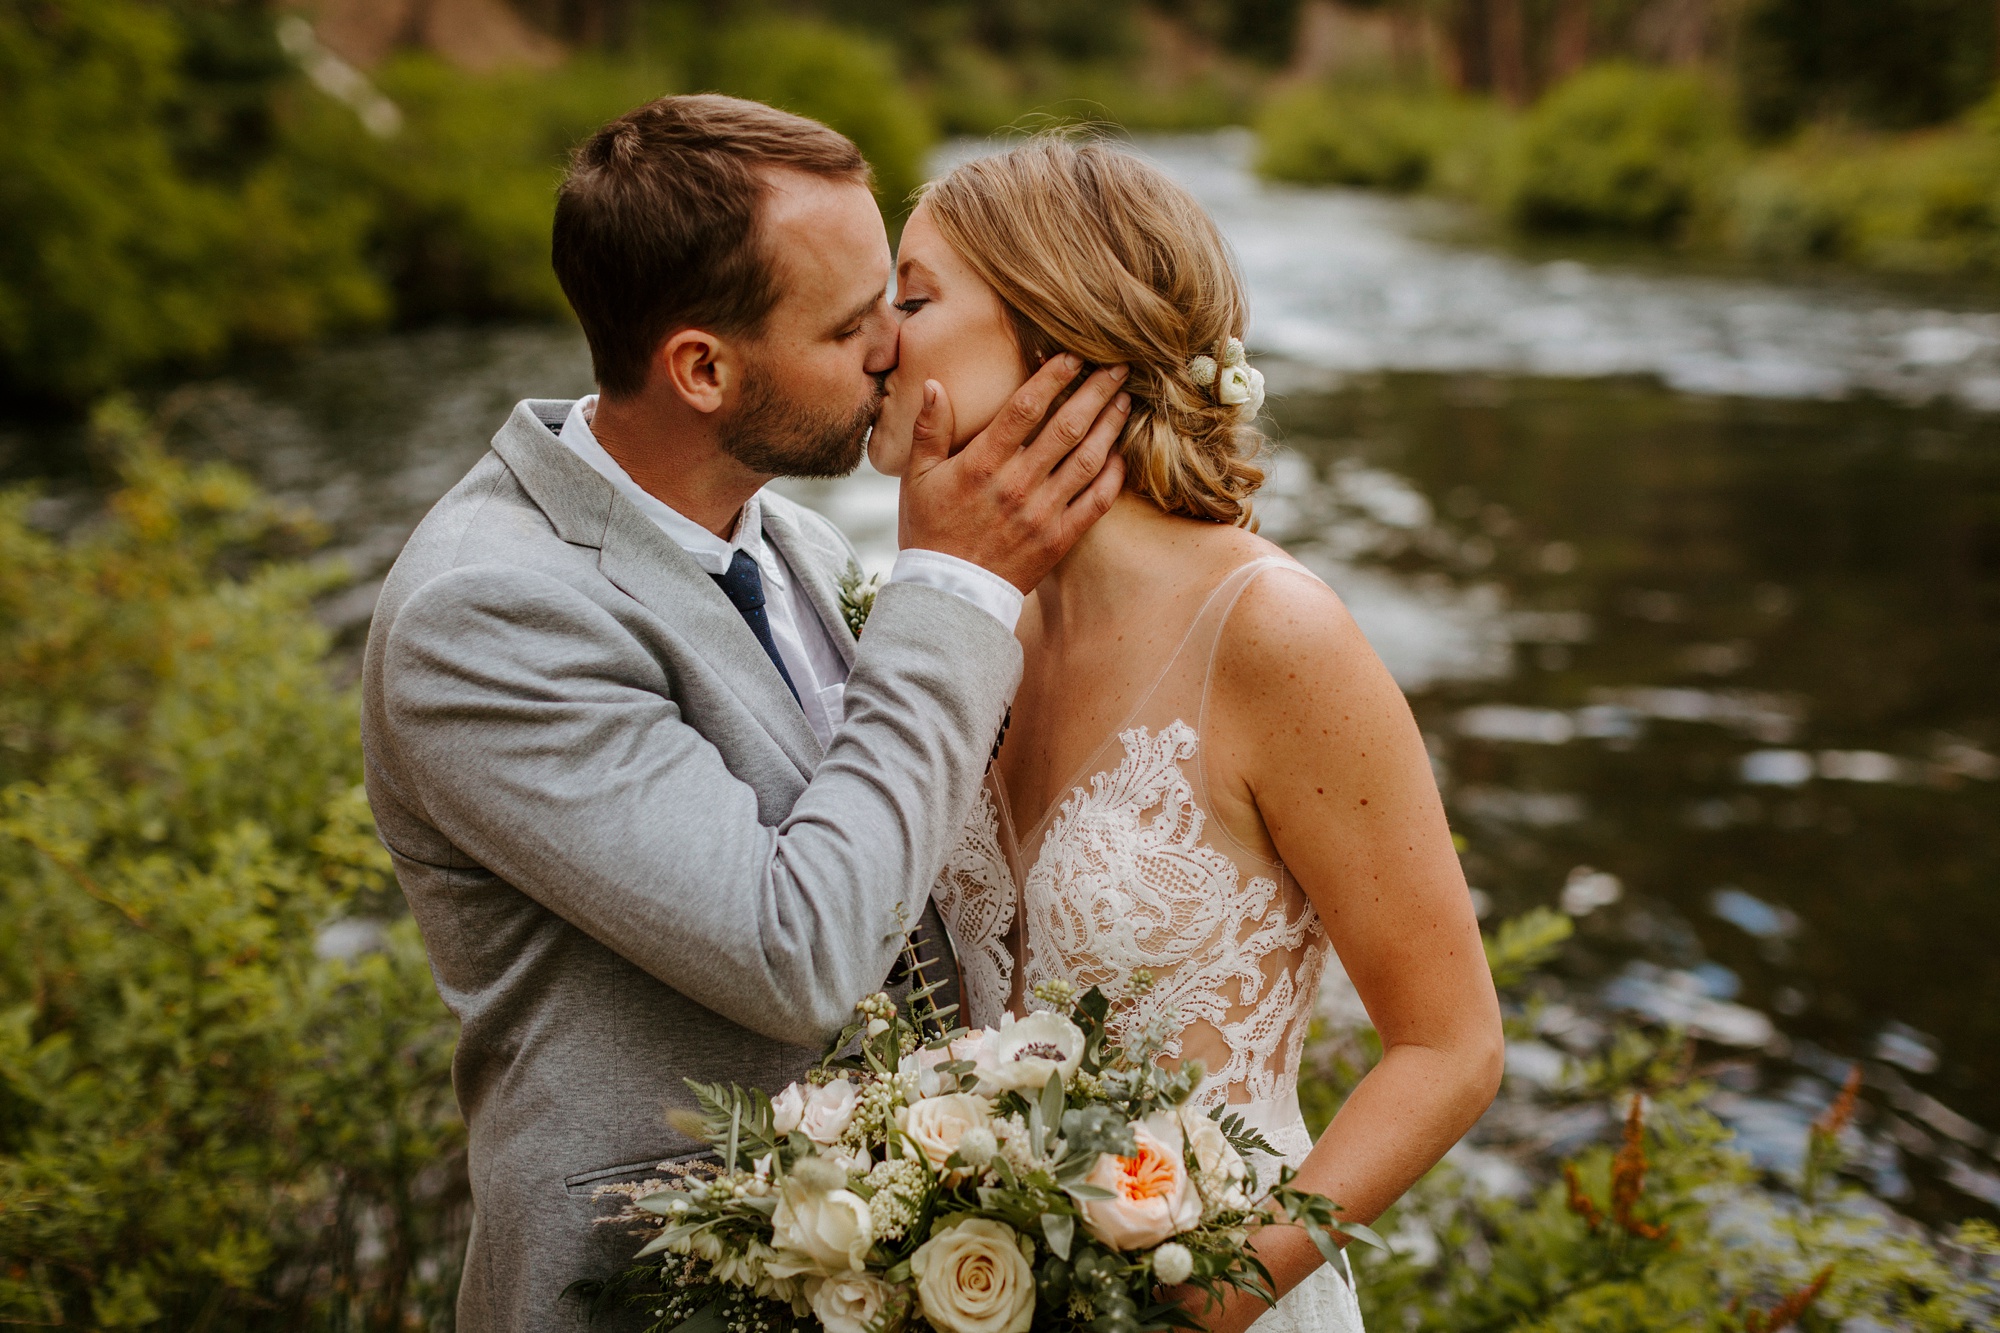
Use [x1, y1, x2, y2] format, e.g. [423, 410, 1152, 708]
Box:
[868, 138, 1505, 1332]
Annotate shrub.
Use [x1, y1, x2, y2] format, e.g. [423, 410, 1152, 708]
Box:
[925, 45, 1252, 137]
[0, 0, 384, 401]
[0, 403, 464, 1329]
[1504, 63, 1738, 239]
[285, 55, 671, 325]
[704, 19, 936, 215]
[1733, 111, 2000, 276]
[1304, 904, 2000, 1330]
[1256, 82, 1484, 192]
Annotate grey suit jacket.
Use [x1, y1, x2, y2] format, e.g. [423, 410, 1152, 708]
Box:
[359, 401, 1019, 1331]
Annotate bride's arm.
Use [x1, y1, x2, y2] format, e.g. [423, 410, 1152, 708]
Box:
[1198, 567, 1504, 1331]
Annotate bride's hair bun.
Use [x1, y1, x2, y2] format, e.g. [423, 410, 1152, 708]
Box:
[920, 135, 1264, 526]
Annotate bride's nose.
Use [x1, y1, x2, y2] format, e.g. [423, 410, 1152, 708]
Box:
[865, 311, 901, 379]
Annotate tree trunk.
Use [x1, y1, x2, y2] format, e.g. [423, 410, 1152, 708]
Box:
[1550, 0, 1590, 85]
[1489, 0, 1530, 106]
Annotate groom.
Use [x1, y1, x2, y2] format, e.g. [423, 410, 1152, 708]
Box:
[360, 95, 1129, 1329]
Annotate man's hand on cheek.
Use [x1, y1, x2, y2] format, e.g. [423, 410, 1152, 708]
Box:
[899, 355, 1131, 593]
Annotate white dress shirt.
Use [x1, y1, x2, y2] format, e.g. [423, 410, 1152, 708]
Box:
[558, 396, 1022, 747]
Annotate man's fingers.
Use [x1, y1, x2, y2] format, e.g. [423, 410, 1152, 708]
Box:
[1019, 364, 1128, 476]
[1045, 390, 1130, 503]
[960, 354, 1084, 468]
[1060, 451, 1127, 547]
[907, 379, 955, 477]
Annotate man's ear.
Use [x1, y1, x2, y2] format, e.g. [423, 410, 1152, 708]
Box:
[657, 328, 739, 414]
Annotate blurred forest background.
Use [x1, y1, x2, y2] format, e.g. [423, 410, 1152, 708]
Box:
[8, 1, 2000, 1329]
[18, 0, 2000, 407]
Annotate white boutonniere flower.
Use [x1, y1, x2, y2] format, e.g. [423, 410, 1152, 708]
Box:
[838, 561, 883, 637]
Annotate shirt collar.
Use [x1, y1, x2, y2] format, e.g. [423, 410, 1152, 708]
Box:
[557, 395, 773, 581]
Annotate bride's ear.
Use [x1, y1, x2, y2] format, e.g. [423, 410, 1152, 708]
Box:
[656, 328, 734, 414]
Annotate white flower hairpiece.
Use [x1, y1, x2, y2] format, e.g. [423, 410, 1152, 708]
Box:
[1188, 337, 1264, 422]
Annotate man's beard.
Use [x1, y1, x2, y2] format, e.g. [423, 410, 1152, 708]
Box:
[717, 366, 881, 479]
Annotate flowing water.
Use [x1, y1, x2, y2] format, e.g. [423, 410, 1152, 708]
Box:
[40, 132, 1997, 1222]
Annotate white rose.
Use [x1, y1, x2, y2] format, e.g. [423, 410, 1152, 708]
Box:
[769, 1176, 873, 1276]
[1152, 1241, 1194, 1286]
[896, 1094, 990, 1179]
[801, 1079, 859, 1145]
[1077, 1114, 1202, 1251]
[979, 1011, 1084, 1093]
[772, 1083, 806, 1135]
[1177, 1107, 1251, 1214]
[909, 1217, 1036, 1333]
[810, 1273, 905, 1333]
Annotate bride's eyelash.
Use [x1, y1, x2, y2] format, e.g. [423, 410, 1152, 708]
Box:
[893, 298, 929, 314]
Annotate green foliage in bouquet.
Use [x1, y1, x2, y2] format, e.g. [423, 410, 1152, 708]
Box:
[0, 403, 465, 1329]
[586, 976, 1386, 1333]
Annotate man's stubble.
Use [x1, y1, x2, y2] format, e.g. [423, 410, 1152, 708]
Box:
[717, 363, 883, 480]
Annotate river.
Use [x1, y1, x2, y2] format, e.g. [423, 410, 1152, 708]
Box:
[76, 131, 2000, 1223]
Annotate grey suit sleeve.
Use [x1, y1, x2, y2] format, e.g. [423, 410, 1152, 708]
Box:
[375, 564, 1018, 1042]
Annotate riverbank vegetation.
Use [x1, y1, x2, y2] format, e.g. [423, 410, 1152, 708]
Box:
[0, 405, 465, 1327]
[0, 0, 1278, 409]
[1258, 1, 2000, 283]
[18, 0, 2000, 409]
[3, 412, 1994, 1324]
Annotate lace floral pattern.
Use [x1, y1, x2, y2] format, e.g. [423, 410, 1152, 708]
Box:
[932, 787, 1014, 1031]
[1019, 722, 1328, 1110]
[933, 720, 1330, 1112]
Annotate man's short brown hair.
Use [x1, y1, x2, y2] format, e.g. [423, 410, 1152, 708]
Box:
[553, 94, 872, 397]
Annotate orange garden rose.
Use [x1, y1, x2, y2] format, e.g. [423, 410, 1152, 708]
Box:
[1078, 1113, 1202, 1251]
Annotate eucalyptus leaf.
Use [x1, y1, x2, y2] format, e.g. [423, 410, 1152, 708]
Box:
[1041, 1211, 1075, 1260]
[1039, 1069, 1067, 1135]
[1335, 1220, 1390, 1253]
[1305, 1224, 1344, 1267]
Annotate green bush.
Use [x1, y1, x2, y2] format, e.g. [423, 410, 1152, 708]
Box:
[0, 404, 463, 1328]
[925, 44, 1253, 137]
[1732, 111, 2000, 275]
[704, 19, 936, 215]
[1255, 82, 1486, 192]
[285, 55, 672, 325]
[0, 0, 384, 401]
[1302, 904, 2000, 1330]
[1504, 64, 1738, 238]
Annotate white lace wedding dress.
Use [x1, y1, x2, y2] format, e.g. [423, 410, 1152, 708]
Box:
[933, 556, 1365, 1333]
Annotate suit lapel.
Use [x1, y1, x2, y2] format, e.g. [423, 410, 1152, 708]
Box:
[761, 501, 859, 671]
[490, 405, 823, 780]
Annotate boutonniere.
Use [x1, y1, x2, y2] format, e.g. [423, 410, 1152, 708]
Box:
[837, 561, 883, 638]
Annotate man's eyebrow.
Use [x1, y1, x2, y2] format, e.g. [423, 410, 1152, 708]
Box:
[832, 287, 884, 332]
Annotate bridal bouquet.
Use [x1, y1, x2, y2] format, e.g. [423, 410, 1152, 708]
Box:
[587, 976, 1382, 1333]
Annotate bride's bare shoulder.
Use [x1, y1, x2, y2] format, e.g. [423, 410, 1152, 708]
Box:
[1208, 543, 1385, 700]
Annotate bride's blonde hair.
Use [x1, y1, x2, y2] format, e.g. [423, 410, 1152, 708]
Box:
[919, 136, 1263, 526]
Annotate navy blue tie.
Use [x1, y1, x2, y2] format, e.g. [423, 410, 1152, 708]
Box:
[711, 550, 802, 707]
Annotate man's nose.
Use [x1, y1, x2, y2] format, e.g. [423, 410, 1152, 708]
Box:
[865, 311, 901, 377]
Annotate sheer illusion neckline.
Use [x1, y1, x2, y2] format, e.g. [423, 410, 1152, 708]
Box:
[990, 554, 1299, 856]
